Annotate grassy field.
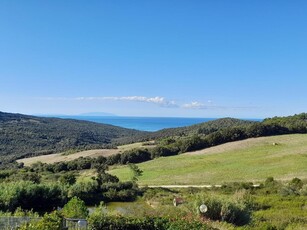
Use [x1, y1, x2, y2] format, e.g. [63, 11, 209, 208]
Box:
[18, 141, 155, 166]
[109, 134, 307, 185]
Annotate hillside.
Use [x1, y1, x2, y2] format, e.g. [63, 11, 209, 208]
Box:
[149, 117, 256, 138]
[0, 112, 258, 165]
[2, 111, 307, 169]
[17, 141, 154, 166]
[109, 134, 307, 185]
[0, 111, 146, 165]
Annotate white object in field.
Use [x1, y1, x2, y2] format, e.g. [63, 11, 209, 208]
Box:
[199, 204, 208, 213]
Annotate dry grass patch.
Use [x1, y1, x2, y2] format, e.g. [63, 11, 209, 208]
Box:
[18, 141, 155, 167]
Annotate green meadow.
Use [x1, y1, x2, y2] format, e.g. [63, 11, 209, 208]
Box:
[109, 134, 307, 185]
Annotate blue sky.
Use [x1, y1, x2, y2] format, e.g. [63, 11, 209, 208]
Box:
[0, 1, 306, 118]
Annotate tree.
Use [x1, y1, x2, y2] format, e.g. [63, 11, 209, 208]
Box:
[62, 197, 89, 219]
[128, 163, 143, 182]
[59, 172, 76, 185]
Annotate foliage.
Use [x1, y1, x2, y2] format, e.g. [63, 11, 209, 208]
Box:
[0, 111, 146, 168]
[61, 196, 89, 219]
[279, 178, 304, 196]
[19, 211, 63, 230]
[251, 194, 307, 229]
[194, 191, 252, 226]
[68, 179, 101, 205]
[0, 181, 66, 213]
[101, 182, 138, 202]
[128, 163, 143, 182]
[88, 214, 212, 230]
[3, 112, 307, 172]
[59, 172, 76, 185]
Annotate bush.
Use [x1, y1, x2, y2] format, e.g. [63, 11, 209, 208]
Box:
[194, 191, 252, 226]
[68, 180, 101, 205]
[88, 214, 167, 230]
[120, 148, 151, 164]
[19, 211, 63, 230]
[299, 184, 307, 196]
[62, 196, 89, 219]
[88, 213, 212, 230]
[0, 181, 66, 212]
[59, 172, 76, 185]
[101, 182, 138, 202]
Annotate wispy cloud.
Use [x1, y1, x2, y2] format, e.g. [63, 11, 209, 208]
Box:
[182, 101, 258, 110]
[38, 96, 257, 110]
[39, 96, 178, 108]
[182, 101, 206, 109]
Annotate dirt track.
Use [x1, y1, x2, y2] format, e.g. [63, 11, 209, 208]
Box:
[144, 184, 260, 188]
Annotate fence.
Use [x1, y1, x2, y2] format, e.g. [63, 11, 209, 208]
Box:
[0, 216, 41, 230]
[63, 218, 88, 230]
[0, 216, 88, 230]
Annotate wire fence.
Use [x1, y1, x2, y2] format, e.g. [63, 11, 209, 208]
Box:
[0, 216, 41, 230]
[0, 216, 88, 230]
[63, 218, 88, 230]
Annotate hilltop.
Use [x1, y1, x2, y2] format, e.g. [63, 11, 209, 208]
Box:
[0, 111, 146, 165]
[150, 117, 256, 138]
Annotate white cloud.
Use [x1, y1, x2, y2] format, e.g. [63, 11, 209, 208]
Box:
[104, 96, 178, 108]
[182, 101, 207, 109]
[182, 101, 258, 110]
[39, 96, 178, 108]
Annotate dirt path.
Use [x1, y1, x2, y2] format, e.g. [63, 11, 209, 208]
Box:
[144, 184, 260, 188]
[145, 185, 221, 188]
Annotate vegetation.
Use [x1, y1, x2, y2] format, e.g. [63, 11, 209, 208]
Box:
[110, 134, 307, 185]
[0, 163, 140, 214]
[62, 196, 89, 219]
[19, 211, 63, 230]
[150, 117, 255, 138]
[2, 112, 307, 171]
[0, 176, 304, 229]
[0, 111, 146, 168]
[88, 215, 213, 230]
[1, 112, 307, 228]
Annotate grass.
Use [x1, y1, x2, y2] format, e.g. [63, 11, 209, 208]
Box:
[117, 141, 155, 151]
[109, 134, 307, 185]
[17, 149, 119, 166]
[251, 195, 307, 229]
[18, 141, 155, 166]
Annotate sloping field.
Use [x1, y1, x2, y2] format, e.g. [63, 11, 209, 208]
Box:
[109, 134, 307, 185]
[17, 149, 119, 166]
[17, 142, 154, 166]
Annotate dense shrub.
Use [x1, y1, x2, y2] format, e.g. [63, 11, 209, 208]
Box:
[194, 191, 252, 226]
[120, 148, 151, 164]
[88, 214, 212, 230]
[0, 181, 66, 212]
[101, 182, 138, 202]
[19, 211, 63, 230]
[280, 178, 304, 196]
[150, 146, 179, 158]
[62, 196, 89, 219]
[68, 180, 101, 205]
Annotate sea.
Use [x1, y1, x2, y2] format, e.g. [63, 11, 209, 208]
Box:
[58, 116, 215, 131]
[56, 116, 261, 132]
